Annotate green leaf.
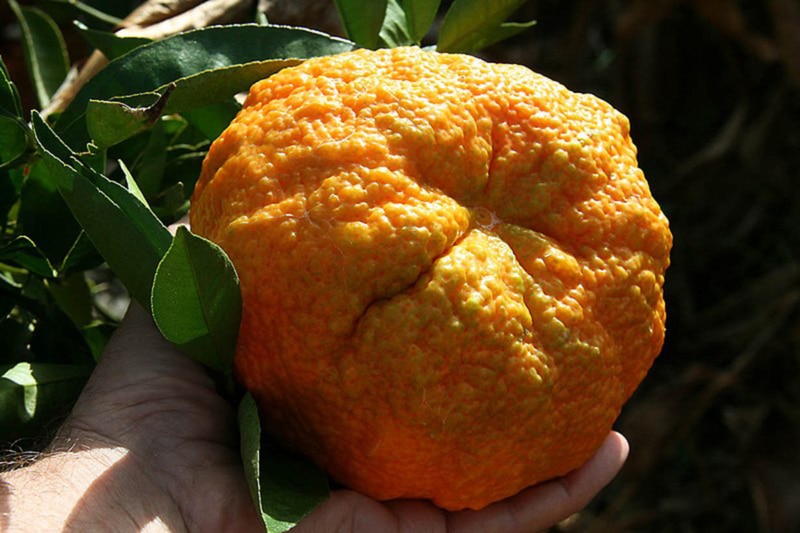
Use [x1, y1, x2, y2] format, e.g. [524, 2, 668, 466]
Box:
[150, 227, 240, 374]
[118, 159, 149, 207]
[18, 160, 84, 268]
[260, 441, 331, 532]
[240, 392, 267, 527]
[157, 148, 205, 208]
[0, 362, 92, 442]
[0, 167, 24, 227]
[47, 272, 93, 328]
[468, 20, 536, 51]
[151, 182, 187, 221]
[378, 0, 414, 48]
[0, 236, 57, 278]
[128, 119, 168, 198]
[86, 87, 173, 149]
[58, 231, 103, 274]
[55, 24, 356, 150]
[74, 21, 151, 60]
[80, 144, 106, 173]
[8, 0, 70, 108]
[0, 113, 31, 170]
[403, 0, 442, 43]
[0, 57, 24, 117]
[334, 0, 388, 49]
[181, 100, 241, 142]
[0, 53, 33, 172]
[31, 112, 172, 307]
[90, 62, 292, 141]
[255, 9, 270, 26]
[239, 393, 330, 533]
[437, 0, 532, 53]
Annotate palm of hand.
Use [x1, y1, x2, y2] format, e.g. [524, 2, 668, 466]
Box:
[60, 304, 260, 531]
[57, 305, 627, 532]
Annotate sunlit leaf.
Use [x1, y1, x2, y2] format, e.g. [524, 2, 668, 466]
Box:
[437, 0, 532, 53]
[334, 0, 388, 49]
[403, 0, 442, 43]
[468, 20, 536, 51]
[55, 24, 356, 150]
[378, 0, 414, 48]
[118, 159, 149, 207]
[31, 112, 172, 307]
[86, 88, 172, 149]
[239, 393, 330, 533]
[151, 227, 240, 374]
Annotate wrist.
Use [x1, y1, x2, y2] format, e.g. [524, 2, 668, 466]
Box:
[1, 441, 184, 532]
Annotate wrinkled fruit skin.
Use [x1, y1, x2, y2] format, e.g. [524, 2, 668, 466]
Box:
[190, 47, 672, 511]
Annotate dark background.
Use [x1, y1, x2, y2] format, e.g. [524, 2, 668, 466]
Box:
[2, 1, 799, 531]
[490, 2, 800, 531]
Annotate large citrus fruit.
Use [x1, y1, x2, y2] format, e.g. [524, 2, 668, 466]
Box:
[190, 46, 672, 511]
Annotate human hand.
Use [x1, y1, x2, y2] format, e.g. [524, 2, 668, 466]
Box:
[1, 302, 261, 532]
[294, 431, 628, 533]
[0, 303, 628, 532]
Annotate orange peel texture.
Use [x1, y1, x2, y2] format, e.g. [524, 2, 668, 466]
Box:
[190, 47, 672, 511]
